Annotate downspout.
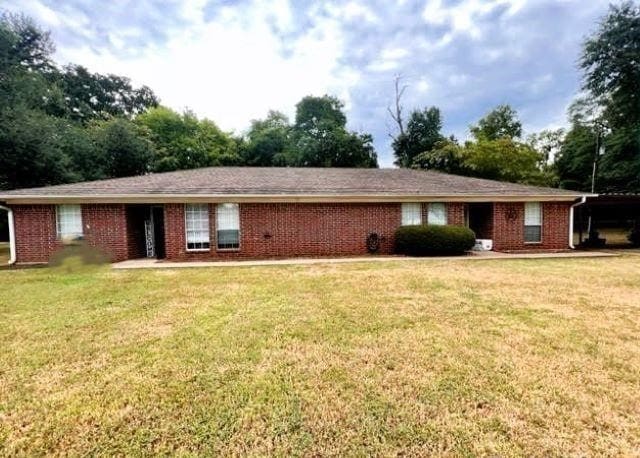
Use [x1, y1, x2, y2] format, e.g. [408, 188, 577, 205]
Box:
[0, 205, 16, 265]
[569, 196, 588, 249]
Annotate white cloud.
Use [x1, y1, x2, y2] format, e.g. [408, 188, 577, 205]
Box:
[367, 47, 409, 72]
[336, 1, 379, 23]
[381, 47, 409, 60]
[37, 0, 359, 134]
[6, 0, 61, 27]
[422, 0, 522, 39]
[448, 74, 469, 87]
[416, 77, 430, 93]
[5, 0, 92, 37]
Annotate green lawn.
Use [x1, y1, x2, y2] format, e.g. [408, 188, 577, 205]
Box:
[1, 257, 639, 456]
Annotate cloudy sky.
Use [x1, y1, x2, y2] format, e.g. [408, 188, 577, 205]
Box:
[7, 0, 608, 166]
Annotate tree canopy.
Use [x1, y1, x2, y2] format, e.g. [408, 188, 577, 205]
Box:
[581, 2, 640, 128]
[555, 2, 640, 193]
[241, 111, 294, 166]
[413, 136, 551, 186]
[0, 11, 379, 196]
[136, 107, 239, 172]
[392, 107, 444, 167]
[241, 95, 378, 168]
[470, 105, 523, 141]
[56, 64, 159, 122]
[0, 12, 160, 191]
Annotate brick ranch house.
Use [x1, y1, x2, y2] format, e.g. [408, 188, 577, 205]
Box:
[0, 167, 592, 265]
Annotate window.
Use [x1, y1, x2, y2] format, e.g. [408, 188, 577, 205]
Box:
[217, 203, 240, 249]
[401, 203, 422, 225]
[56, 205, 83, 239]
[428, 203, 447, 225]
[185, 204, 210, 251]
[524, 202, 542, 243]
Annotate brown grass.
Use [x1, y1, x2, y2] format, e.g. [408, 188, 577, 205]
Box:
[0, 243, 8, 265]
[0, 256, 639, 456]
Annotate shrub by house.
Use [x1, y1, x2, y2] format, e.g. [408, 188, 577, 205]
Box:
[395, 224, 476, 256]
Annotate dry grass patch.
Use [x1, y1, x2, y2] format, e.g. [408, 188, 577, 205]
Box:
[0, 243, 8, 265]
[0, 256, 639, 456]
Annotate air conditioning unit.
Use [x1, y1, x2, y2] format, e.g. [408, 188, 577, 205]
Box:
[473, 239, 493, 251]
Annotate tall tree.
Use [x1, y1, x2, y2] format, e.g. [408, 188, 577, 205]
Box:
[599, 127, 640, 192]
[527, 129, 565, 165]
[291, 95, 378, 168]
[412, 138, 466, 175]
[392, 107, 444, 167]
[581, 2, 640, 128]
[0, 12, 54, 74]
[241, 110, 294, 166]
[295, 127, 377, 168]
[89, 118, 155, 178]
[0, 107, 77, 190]
[413, 137, 552, 186]
[470, 104, 522, 140]
[57, 64, 158, 122]
[137, 106, 240, 172]
[0, 13, 161, 191]
[555, 2, 640, 193]
[294, 95, 347, 132]
[554, 124, 598, 191]
[0, 14, 73, 190]
[463, 137, 549, 185]
[387, 75, 408, 137]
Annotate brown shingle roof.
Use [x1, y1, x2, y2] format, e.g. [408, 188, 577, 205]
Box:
[0, 167, 588, 202]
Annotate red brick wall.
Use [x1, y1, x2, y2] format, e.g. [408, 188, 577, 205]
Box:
[12, 205, 60, 263]
[10, 201, 573, 263]
[164, 203, 402, 260]
[12, 204, 129, 263]
[447, 203, 466, 226]
[82, 204, 129, 262]
[492, 202, 571, 251]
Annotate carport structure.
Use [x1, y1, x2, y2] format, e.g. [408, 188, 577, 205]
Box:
[576, 194, 640, 247]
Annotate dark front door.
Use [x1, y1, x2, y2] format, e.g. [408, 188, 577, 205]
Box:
[152, 206, 166, 259]
[468, 203, 493, 239]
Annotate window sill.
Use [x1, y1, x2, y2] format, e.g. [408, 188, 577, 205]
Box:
[524, 241, 543, 245]
[216, 248, 240, 252]
[186, 248, 210, 253]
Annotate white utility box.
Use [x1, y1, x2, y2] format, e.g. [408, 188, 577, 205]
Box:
[473, 239, 493, 251]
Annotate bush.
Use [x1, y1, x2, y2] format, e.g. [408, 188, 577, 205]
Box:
[395, 224, 476, 256]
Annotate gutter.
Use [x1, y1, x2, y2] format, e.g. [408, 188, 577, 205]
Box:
[0, 193, 589, 205]
[0, 205, 16, 265]
[569, 196, 589, 249]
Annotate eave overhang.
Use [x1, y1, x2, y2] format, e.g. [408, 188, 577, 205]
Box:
[0, 193, 594, 205]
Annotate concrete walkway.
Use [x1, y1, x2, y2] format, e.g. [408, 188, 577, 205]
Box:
[112, 250, 617, 270]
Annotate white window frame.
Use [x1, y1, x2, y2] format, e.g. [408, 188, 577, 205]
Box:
[216, 203, 240, 250]
[524, 202, 542, 243]
[401, 203, 422, 226]
[185, 204, 210, 251]
[428, 203, 447, 226]
[56, 205, 83, 240]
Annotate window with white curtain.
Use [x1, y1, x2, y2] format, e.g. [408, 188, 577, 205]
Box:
[428, 203, 447, 225]
[401, 203, 422, 225]
[56, 205, 83, 239]
[185, 204, 210, 251]
[524, 202, 542, 243]
[217, 203, 240, 249]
